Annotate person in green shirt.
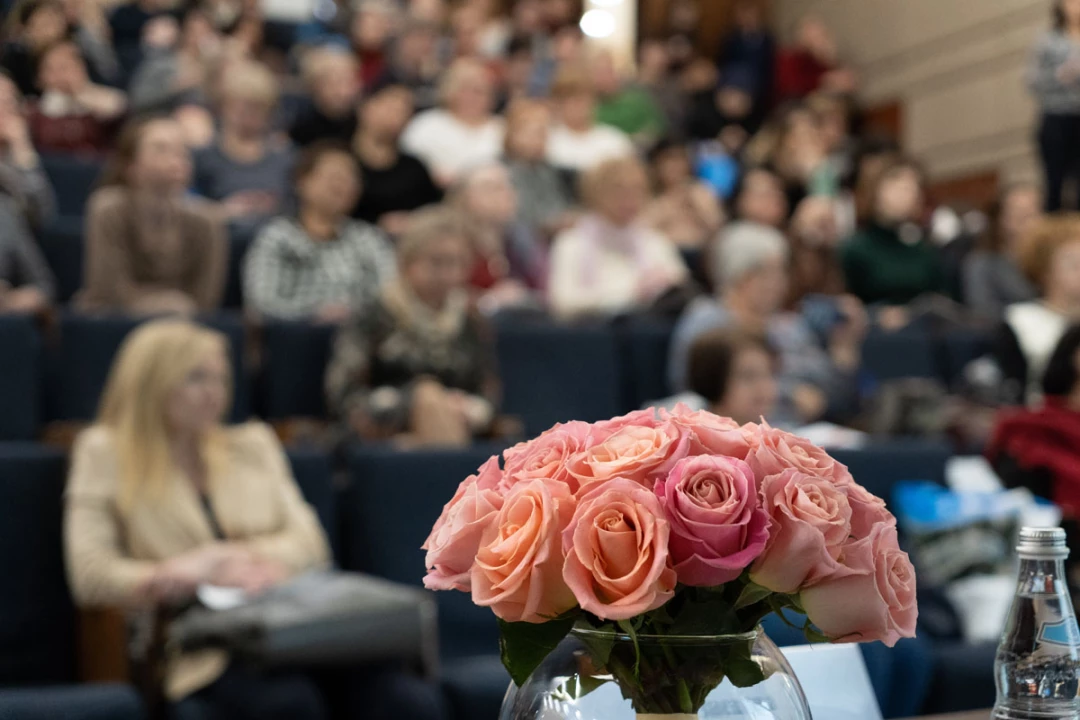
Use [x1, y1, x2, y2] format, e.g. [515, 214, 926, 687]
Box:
[590, 50, 666, 147]
[841, 156, 944, 307]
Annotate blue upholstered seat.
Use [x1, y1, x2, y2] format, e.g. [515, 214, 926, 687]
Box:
[0, 684, 144, 720]
[259, 321, 336, 421]
[39, 155, 103, 218]
[0, 317, 40, 441]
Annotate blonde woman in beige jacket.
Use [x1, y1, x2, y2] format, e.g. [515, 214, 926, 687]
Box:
[64, 319, 331, 719]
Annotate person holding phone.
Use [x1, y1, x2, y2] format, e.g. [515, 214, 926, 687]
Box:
[1029, 0, 1080, 211]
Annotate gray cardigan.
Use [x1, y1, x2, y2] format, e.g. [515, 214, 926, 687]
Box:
[0, 197, 55, 299]
[1028, 30, 1080, 115]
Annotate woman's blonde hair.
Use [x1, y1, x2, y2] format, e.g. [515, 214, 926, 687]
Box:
[579, 156, 648, 209]
[397, 205, 473, 266]
[97, 320, 232, 512]
[219, 59, 280, 108]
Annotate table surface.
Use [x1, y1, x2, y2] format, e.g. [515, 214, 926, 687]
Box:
[908, 713, 989, 720]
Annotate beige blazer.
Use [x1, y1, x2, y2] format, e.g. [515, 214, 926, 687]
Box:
[64, 422, 331, 700]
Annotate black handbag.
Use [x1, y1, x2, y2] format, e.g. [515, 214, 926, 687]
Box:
[168, 571, 439, 676]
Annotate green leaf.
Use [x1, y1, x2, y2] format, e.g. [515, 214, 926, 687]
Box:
[733, 581, 773, 610]
[617, 619, 642, 678]
[498, 614, 577, 687]
[724, 639, 767, 688]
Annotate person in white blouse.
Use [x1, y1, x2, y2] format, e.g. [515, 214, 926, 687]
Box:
[548, 156, 688, 319]
[545, 63, 635, 173]
[400, 57, 504, 186]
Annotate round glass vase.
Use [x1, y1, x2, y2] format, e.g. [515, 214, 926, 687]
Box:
[498, 627, 812, 720]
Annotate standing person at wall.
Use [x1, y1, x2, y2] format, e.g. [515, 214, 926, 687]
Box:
[1029, 0, 1080, 211]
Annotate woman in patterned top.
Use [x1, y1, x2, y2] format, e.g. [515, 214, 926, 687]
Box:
[324, 206, 499, 447]
[243, 142, 395, 323]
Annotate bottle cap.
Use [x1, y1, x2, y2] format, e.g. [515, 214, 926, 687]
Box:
[1018, 527, 1069, 558]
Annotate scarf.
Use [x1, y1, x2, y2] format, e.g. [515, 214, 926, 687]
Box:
[986, 399, 1080, 516]
[381, 278, 468, 343]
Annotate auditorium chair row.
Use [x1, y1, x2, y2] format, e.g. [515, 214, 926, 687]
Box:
[0, 311, 995, 443]
[0, 439, 993, 719]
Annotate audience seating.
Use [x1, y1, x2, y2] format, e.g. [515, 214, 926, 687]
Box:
[831, 440, 952, 506]
[0, 444, 75, 687]
[223, 224, 260, 310]
[616, 319, 674, 410]
[940, 327, 995, 389]
[861, 327, 940, 383]
[39, 155, 103, 219]
[286, 447, 338, 560]
[495, 319, 623, 436]
[0, 684, 144, 720]
[43, 313, 250, 425]
[343, 444, 510, 720]
[38, 217, 85, 304]
[0, 317, 41, 441]
[259, 321, 336, 421]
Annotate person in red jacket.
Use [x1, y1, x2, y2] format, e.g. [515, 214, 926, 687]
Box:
[774, 15, 857, 103]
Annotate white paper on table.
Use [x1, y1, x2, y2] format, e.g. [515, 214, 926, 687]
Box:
[946, 456, 1004, 494]
[781, 644, 882, 720]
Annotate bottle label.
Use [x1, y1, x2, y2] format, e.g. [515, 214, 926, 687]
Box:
[1038, 617, 1080, 647]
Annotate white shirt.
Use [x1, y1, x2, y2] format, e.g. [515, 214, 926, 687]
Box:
[1005, 300, 1070, 405]
[400, 109, 504, 181]
[546, 123, 635, 172]
[548, 216, 688, 319]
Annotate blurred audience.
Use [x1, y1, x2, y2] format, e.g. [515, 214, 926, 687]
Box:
[546, 62, 634, 173]
[79, 116, 226, 315]
[325, 206, 498, 447]
[401, 57, 504, 186]
[0, 72, 56, 230]
[841, 156, 942, 307]
[549, 156, 688, 319]
[731, 166, 789, 228]
[244, 142, 395, 323]
[685, 329, 779, 426]
[997, 214, 1080, 406]
[384, 19, 442, 111]
[193, 60, 291, 229]
[716, 0, 774, 130]
[2, 0, 118, 97]
[590, 49, 665, 147]
[1028, 0, 1080, 212]
[128, 3, 221, 115]
[0, 195, 55, 314]
[64, 319, 331, 717]
[289, 46, 360, 147]
[963, 184, 1042, 319]
[502, 98, 573, 236]
[453, 162, 546, 312]
[350, 84, 442, 235]
[351, 0, 399, 91]
[644, 137, 724, 250]
[27, 40, 126, 155]
[669, 222, 864, 426]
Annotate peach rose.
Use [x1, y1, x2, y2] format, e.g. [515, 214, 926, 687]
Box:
[750, 469, 853, 593]
[423, 457, 505, 591]
[657, 455, 770, 586]
[662, 404, 754, 459]
[846, 481, 896, 538]
[471, 479, 578, 623]
[747, 423, 853, 487]
[800, 523, 918, 647]
[563, 479, 677, 620]
[590, 408, 663, 438]
[570, 421, 689, 492]
[502, 420, 594, 494]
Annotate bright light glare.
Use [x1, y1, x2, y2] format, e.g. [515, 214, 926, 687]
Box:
[589, 0, 623, 6]
[579, 9, 615, 38]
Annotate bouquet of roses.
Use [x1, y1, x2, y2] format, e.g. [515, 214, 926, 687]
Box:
[422, 406, 918, 714]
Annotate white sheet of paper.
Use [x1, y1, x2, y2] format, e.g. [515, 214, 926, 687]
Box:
[781, 644, 882, 720]
[196, 584, 248, 611]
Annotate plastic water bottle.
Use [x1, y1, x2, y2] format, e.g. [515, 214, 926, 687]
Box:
[993, 527, 1080, 720]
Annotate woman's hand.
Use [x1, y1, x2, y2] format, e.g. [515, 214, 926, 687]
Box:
[209, 554, 288, 596]
[143, 544, 245, 603]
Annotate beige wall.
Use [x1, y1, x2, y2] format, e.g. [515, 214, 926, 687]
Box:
[773, 0, 1048, 184]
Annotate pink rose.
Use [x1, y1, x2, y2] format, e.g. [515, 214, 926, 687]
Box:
[750, 469, 854, 593]
[571, 421, 689, 493]
[657, 455, 770, 586]
[502, 420, 594, 494]
[423, 457, 504, 591]
[662, 404, 754, 459]
[747, 423, 853, 487]
[846, 481, 896, 538]
[563, 479, 677, 620]
[471, 479, 578, 623]
[801, 523, 918, 647]
[590, 408, 663, 438]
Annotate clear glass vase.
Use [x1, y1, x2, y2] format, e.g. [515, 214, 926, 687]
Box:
[499, 627, 812, 720]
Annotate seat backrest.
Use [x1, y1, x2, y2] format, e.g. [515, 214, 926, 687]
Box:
[861, 327, 940, 382]
[0, 444, 75, 686]
[343, 444, 506, 658]
[39, 155, 104, 218]
[616, 320, 675, 411]
[285, 448, 337, 561]
[259, 321, 336, 420]
[45, 313, 250, 424]
[830, 440, 952, 506]
[0, 317, 40, 441]
[496, 320, 623, 436]
[38, 217, 84, 304]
